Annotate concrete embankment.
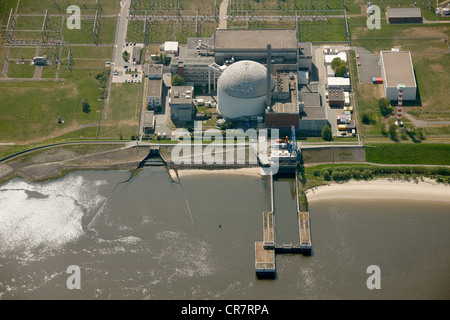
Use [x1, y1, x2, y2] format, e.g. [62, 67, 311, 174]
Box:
[0, 144, 149, 183]
[0, 144, 262, 184]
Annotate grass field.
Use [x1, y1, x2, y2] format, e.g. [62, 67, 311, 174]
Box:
[228, 0, 361, 14]
[365, 143, 450, 165]
[17, 0, 118, 15]
[7, 46, 38, 59]
[127, 19, 218, 43]
[62, 16, 116, 44]
[350, 16, 450, 52]
[7, 61, 35, 77]
[351, 17, 450, 139]
[0, 68, 103, 143]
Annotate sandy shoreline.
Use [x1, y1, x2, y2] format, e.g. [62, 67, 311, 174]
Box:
[174, 167, 264, 178]
[305, 178, 450, 203]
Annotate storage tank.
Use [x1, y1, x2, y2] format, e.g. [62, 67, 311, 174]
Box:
[217, 60, 275, 119]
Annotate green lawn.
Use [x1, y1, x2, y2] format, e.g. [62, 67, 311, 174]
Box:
[7, 47, 38, 60]
[0, 68, 103, 143]
[40, 63, 59, 78]
[407, 53, 450, 120]
[63, 17, 116, 44]
[7, 62, 35, 78]
[228, 0, 361, 14]
[365, 143, 450, 165]
[14, 15, 44, 30]
[108, 83, 142, 121]
[17, 0, 118, 15]
[298, 18, 347, 42]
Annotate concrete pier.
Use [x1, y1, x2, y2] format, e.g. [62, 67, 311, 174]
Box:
[299, 211, 312, 255]
[255, 242, 275, 279]
[255, 171, 312, 277]
[263, 211, 275, 248]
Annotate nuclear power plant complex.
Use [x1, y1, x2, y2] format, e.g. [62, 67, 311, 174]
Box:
[167, 28, 337, 136]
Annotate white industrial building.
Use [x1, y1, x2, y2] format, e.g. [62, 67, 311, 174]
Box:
[324, 51, 347, 65]
[162, 41, 179, 55]
[380, 50, 417, 101]
[327, 77, 351, 91]
[217, 60, 274, 119]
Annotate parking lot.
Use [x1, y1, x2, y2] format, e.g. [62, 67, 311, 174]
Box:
[354, 47, 381, 84]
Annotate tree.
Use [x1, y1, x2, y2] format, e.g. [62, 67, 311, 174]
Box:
[331, 57, 348, 77]
[361, 110, 374, 125]
[321, 125, 332, 141]
[331, 57, 342, 70]
[171, 74, 185, 86]
[81, 98, 90, 113]
[378, 98, 393, 116]
[122, 50, 129, 62]
[414, 127, 426, 140]
[389, 123, 398, 141]
[334, 63, 348, 77]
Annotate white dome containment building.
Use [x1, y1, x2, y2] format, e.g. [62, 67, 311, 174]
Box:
[217, 60, 274, 119]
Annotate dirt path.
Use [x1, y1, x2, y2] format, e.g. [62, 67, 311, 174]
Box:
[404, 112, 450, 128]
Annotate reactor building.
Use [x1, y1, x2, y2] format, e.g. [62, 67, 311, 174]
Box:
[217, 60, 274, 119]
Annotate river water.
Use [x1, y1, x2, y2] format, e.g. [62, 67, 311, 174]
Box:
[0, 167, 449, 299]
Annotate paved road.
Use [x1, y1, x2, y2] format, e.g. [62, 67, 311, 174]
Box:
[113, 0, 131, 71]
[219, 0, 229, 29]
[404, 112, 450, 128]
[104, 0, 130, 120]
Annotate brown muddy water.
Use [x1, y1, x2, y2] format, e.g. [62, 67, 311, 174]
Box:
[0, 167, 449, 299]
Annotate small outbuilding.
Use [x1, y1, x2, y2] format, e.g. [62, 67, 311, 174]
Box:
[143, 111, 155, 133]
[387, 8, 422, 23]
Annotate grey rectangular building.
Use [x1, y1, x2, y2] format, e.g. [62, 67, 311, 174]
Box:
[143, 111, 155, 133]
[147, 78, 163, 109]
[380, 50, 417, 100]
[170, 85, 194, 122]
[214, 29, 298, 65]
[387, 8, 422, 23]
[171, 56, 218, 86]
[144, 64, 163, 79]
[132, 47, 142, 64]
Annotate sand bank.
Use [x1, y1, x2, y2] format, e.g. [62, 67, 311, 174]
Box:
[305, 179, 450, 203]
[175, 167, 263, 178]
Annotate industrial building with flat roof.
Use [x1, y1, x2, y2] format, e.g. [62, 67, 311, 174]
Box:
[298, 42, 313, 71]
[132, 47, 142, 64]
[387, 8, 422, 23]
[214, 29, 298, 66]
[171, 56, 217, 86]
[144, 64, 163, 79]
[380, 50, 417, 100]
[143, 111, 155, 133]
[266, 72, 299, 129]
[327, 77, 351, 91]
[170, 85, 195, 122]
[146, 78, 163, 109]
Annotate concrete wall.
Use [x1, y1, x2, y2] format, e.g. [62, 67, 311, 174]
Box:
[385, 86, 417, 101]
[266, 113, 299, 129]
[215, 50, 297, 65]
[170, 104, 193, 121]
[217, 92, 266, 120]
[298, 119, 329, 135]
[302, 146, 366, 164]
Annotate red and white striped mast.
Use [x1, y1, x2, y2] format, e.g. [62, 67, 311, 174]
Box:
[396, 83, 406, 126]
